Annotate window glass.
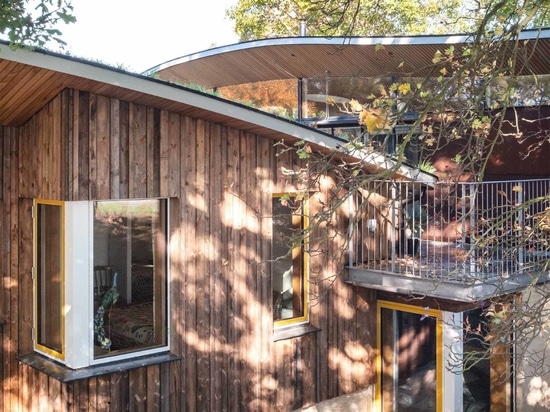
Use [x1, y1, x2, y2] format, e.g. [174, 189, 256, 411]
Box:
[380, 307, 437, 411]
[93, 199, 168, 358]
[35, 201, 64, 356]
[272, 195, 308, 326]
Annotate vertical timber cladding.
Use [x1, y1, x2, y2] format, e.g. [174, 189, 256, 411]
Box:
[1, 87, 378, 411]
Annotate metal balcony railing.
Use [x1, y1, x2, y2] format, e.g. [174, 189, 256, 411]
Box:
[348, 178, 550, 284]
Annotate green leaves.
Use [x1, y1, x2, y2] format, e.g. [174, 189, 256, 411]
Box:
[228, 0, 479, 39]
[0, 0, 75, 49]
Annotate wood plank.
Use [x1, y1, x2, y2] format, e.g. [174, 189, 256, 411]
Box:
[209, 122, 224, 412]
[169, 358, 182, 411]
[243, 131, 260, 410]
[95, 95, 111, 199]
[88, 94, 98, 199]
[168, 196, 183, 411]
[167, 112, 180, 197]
[258, 135, 275, 408]
[7, 127, 20, 411]
[159, 362, 170, 411]
[301, 335, 317, 406]
[48, 377, 62, 412]
[62, 89, 73, 200]
[146, 365, 160, 411]
[38, 101, 48, 197]
[129, 103, 147, 199]
[88, 377, 98, 412]
[158, 110, 169, 197]
[18, 198, 33, 354]
[182, 115, 197, 411]
[195, 118, 211, 411]
[109, 372, 122, 412]
[38, 371, 48, 412]
[78, 92, 90, 200]
[51, 94, 63, 199]
[119, 101, 130, 198]
[129, 368, 147, 412]
[110, 98, 121, 199]
[75, 374, 89, 411]
[97, 376, 110, 411]
[64, 381, 75, 412]
[70, 90, 80, 200]
[226, 126, 243, 411]
[146, 107, 161, 198]
[19, 361, 32, 411]
[218, 125, 231, 411]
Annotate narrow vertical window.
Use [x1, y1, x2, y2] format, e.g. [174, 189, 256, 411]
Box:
[34, 200, 64, 358]
[272, 195, 308, 326]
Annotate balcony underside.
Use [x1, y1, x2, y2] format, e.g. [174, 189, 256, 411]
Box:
[347, 267, 550, 302]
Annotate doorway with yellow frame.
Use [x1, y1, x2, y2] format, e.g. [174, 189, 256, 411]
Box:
[376, 300, 495, 412]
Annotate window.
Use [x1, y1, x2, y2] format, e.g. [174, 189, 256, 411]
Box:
[272, 194, 308, 327]
[377, 301, 495, 412]
[34, 201, 64, 357]
[33, 199, 169, 369]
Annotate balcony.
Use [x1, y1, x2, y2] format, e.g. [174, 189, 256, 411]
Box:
[346, 178, 550, 301]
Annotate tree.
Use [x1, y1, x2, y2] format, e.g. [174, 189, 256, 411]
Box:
[227, 0, 550, 40]
[218, 79, 298, 118]
[272, 0, 550, 393]
[0, 0, 75, 49]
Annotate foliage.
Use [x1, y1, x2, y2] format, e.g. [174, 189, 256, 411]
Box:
[274, 0, 550, 384]
[227, 0, 550, 40]
[218, 79, 298, 118]
[0, 0, 75, 49]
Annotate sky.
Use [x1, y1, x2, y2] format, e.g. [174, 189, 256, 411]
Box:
[56, 0, 239, 73]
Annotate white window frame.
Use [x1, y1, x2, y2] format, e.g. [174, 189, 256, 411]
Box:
[33, 199, 170, 369]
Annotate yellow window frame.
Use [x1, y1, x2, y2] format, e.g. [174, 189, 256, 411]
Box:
[376, 300, 443, 412]
[272, 193, 309, 328]
[33, 199, 65, 361]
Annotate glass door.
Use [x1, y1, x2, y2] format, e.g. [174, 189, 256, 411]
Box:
[378, 301, 442, 412]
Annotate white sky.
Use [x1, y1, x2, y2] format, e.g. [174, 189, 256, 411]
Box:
[57, 0, 239, 73]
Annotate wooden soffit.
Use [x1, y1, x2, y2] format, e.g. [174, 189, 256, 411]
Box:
[148, 29, 550, 88]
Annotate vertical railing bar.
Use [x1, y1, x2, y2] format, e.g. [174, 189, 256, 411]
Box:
[460, 182, 467, 280]
[391, 183, 397, 273]
[518, 180, 524, 274]
[348, 190, 355, 268]
[470, 182, 477, 278]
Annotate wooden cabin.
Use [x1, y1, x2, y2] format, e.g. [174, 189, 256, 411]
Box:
[1, 32, 549, 411]
[0, 42, 416, 411]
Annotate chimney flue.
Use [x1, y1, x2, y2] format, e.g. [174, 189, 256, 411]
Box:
[299, 19, 307, 36]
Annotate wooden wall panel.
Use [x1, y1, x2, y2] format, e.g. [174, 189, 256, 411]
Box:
[129, 103, 147, 199]
[0, 88, 377, 411]
[109, 98, 121, 199]
[95, 95, 110, 200]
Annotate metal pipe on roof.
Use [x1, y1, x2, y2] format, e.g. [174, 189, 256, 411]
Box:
[299, 19, 307, 36]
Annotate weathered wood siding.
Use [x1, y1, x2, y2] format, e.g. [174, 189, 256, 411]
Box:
[0, 89, 376, 411]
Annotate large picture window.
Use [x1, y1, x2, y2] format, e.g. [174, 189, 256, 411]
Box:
[33, 199, 169, 369]
[272, 194, 308, 327]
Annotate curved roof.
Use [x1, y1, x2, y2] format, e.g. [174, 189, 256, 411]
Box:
[0, 41, 434, 181]
[147, 29, 550, 88]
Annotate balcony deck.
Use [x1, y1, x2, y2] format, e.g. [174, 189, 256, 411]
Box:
[346, 179, 550, 301]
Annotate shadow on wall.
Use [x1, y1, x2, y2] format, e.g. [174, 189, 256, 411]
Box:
[294, 388, 373, 412]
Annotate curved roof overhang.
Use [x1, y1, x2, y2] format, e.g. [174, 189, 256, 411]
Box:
[147, 29, 550, 88]
[0, 42, 433, 182]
